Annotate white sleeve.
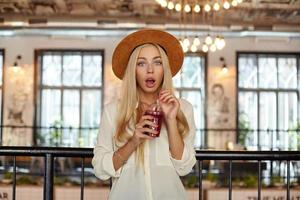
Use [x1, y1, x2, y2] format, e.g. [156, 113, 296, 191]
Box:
[92, 106, 123, 180]
[169, 102, 197, 176]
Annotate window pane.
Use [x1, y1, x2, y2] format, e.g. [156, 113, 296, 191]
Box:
[238, 54, 257, 88]
[0, 53, 3, 85]
[182, 56, 203, 88]
[258, 56, 277, 88]
[172, 71, 181, 88]
[238, 92, 258, 147]
[81, 90, 101, 147]
[62, 90, 80, 146]
[42, 54, 62, 86]
[41, 89, 61, 145]
[63, 90, 80, 128]
[259, 92, 277, 148]
[278, 92, 298, 130]
[0, 90, 2, 124]
[278, 92, 298, 150]
[278, 57, 297, 88]
[181, 91, 203, 148]
[63, 54, 82, 86]
[41, 89, 61, 127]
[83, 55, 102, 86]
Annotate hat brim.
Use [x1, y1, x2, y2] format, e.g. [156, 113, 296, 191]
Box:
[112, 29, 184, 79]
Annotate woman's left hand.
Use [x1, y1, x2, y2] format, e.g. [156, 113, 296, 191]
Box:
[159, 89, 179, 121]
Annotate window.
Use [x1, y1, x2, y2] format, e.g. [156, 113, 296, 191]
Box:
[0, 50, 3, 141]
[173, 53, 206, 149]
[36, 50, 104, 147]
[238, 52, 299, 150]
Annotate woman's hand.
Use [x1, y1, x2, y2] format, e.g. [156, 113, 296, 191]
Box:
[131, 115, 158, 145]
[159, 89, 179, 121]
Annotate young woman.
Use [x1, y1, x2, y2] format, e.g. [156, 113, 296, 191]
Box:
[92, 29, 197, 200]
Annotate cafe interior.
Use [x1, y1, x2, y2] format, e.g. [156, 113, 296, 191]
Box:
[0, 0, 300, 199]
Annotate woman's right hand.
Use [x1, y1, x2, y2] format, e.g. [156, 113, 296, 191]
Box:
[131, 115, 158, 145]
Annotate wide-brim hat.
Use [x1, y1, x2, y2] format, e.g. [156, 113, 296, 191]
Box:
[112, 29, 184, 79]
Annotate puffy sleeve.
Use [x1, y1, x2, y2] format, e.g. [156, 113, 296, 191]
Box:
[92, 105, 123, 180]
[169, 100, 197, 176]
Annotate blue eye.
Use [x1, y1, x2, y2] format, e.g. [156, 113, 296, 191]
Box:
[137, 62, 146, 67]
[154, 60, 162, 65]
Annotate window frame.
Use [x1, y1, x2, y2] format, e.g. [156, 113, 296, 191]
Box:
[0, 49, 5, 145]
[236, 51, 300, 150]
[34, 49, 105, 146]
[174, 52, 208, 149]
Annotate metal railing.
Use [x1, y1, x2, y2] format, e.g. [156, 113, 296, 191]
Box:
[0, 147, 93, 200]
[0, 147, 300, 200]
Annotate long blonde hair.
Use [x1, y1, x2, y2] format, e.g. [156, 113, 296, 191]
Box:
[114, 43, 189, 167]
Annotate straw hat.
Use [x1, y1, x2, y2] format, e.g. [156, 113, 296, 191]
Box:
[112, 29, 184, 79]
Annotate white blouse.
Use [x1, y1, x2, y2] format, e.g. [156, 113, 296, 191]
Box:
[92, 99, 197, 200]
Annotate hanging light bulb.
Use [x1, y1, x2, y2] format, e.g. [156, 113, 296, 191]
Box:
[214, 35, 220, 47]
[205, 35, 213, 45]
[190, 44, 197, 52]
[167, 1, 175, 9]
[160, 0, 168, 7]
[223, 1, 231, 9]
[193, 36, 201, 46]
[222, 65, 229, 73]
[183, 37, 190, 47]
[183, 45, 189, 53]
[231, 0, 238, 7]
[202, 44, 209, 52]
[184, 4, 191, 13]
[210, 43, 217, 52]
[216, 37, 226, 49]
[194, 4, 201, 13]
[213, 2, 220, 11]
[175, 3, 182, 11]
[237, 0, 243, 3]
[204, 3, 211, 12]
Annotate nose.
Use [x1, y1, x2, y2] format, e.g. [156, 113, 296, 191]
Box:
[147, 63, 154, 73]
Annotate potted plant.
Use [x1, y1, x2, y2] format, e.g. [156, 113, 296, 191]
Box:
[238, 114, 251, 149]
[269, 176, 284, 188]
[2, 172, 12, 184]
[50, 120, 63, 146]
[288, 122, 300, 150]
[202, 172, 217, 188]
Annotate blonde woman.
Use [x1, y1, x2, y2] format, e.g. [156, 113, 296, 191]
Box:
[92, 29, 197, 200]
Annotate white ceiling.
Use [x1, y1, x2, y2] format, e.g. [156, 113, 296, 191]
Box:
[0, 0, 300, 35]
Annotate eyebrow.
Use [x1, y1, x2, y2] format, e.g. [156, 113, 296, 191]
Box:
[137, 56, 162, 60]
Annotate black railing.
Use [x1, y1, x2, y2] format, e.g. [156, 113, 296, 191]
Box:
[0, 147, 93, 200]
[0, 147, 300, 200]
[196, 151, 300, 200]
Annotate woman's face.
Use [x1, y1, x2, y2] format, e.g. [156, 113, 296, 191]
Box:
[136, 45, 164, 94]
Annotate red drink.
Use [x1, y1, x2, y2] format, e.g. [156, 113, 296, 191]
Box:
[144, 110, 163, 137]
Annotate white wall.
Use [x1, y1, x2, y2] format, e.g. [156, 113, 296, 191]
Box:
[1, 34, 300, 148]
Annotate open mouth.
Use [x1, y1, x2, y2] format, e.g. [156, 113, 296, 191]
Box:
[145, 78, 156, 88]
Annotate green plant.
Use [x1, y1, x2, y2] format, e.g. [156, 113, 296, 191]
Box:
[3, 172, 12, 180]
[238, 115, 250, 147]
[243, 175, 258, 188]
[181, 175, 198, 188]
[205, 172, 217, 182]
[17, 176, 37, 185]
[288, 122, 300, 150]
[50, 120, 63, 146]
[270, 176, 283, 187]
